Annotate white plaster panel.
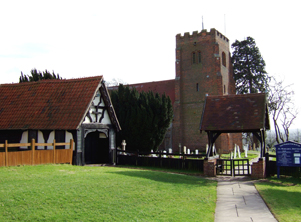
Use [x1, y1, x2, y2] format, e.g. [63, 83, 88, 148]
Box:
[65, 131, 75, 150]
[20, 131, 28, 149]
[100, 111, 111, 124]
[47, 131, 55, 149]
[37, 131, 44, 149]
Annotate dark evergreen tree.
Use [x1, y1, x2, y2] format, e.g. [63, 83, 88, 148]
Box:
[231, 37, 269, 94]
[19, 68, 62, 83]
[110, 84, 173, 152]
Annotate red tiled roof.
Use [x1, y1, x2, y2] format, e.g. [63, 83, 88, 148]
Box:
[110, 80, 175, 104]
[200, 93, 270, 132]
[0, 76, 103, 130]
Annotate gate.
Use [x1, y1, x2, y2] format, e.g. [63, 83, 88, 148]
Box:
[216, 159, 232, 176]
[216, 159, 250, 176]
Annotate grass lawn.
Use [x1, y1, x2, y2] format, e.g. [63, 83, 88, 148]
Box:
[255, 177, 301, 222]
[220, 150, 259, 161]
[0, 164, 217, 221]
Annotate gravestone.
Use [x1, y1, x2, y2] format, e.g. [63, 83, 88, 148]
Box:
[243, 145, 248, 157]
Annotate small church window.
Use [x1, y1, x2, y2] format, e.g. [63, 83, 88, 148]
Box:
[222, 52, 226, 67]
[192, 52, 196, 64]
[196, 83, 199, 92]
[198, 51, 201, 63]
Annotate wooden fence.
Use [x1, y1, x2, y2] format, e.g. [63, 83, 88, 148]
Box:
[0, 139, 74, 167]
[117, 149, 206, 172]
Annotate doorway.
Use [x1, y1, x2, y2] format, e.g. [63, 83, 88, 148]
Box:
[84, 131, 109, 164]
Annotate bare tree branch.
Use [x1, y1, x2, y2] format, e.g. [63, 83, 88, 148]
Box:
[268, 77, 298, 143]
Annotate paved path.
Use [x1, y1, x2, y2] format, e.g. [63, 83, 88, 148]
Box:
[215, 177, 277, 222]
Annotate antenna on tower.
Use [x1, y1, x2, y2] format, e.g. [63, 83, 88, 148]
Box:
[202, 16, 204, 30]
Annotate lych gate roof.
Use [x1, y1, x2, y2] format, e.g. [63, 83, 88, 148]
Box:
[0, 76, 103, 130]
[200, 93, 270, 132]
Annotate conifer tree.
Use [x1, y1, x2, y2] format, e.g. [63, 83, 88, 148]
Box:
[110, 84, 173, 152]
[19, 68, 62, 82]
[231, 37, 270, 94]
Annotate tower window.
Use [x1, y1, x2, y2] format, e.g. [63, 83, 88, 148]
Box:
[222, 52, 226, 67]
[196, 83, 199, 92]
[192, 52, 196, 64]
[198, 51, 201, 63]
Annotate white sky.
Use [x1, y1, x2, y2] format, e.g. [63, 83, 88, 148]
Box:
[1, 0, 301, 128]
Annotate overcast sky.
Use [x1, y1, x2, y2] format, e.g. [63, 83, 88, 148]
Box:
[1, 0, 300, 128]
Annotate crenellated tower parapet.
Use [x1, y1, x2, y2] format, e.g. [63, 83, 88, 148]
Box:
[176, 28, 229, 45]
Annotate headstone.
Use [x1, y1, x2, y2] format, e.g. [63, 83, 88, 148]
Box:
[187, 149, 190, 154]
[243, 145, 248, 157]
[163, 150, 167, 158]
[121, 140, 126, 151]
[237, 145, 241, 158]
[168, 148, 172, 154]
[151, 149, 156, 157]
[234, 144, 237, 159]
[183, 146, 187, 154]
[195, 149, 198, 155]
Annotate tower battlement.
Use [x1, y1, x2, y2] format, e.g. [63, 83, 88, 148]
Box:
[176, 28, 229, 43]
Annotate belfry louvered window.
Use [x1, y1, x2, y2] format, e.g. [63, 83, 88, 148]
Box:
[198, 51, 201, 63]
[192, 52, 196, 64]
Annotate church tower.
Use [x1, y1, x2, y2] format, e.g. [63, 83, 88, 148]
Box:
[173, 28, 236, 152]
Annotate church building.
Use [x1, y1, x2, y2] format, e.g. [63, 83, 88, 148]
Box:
[124, 28, 241, 153]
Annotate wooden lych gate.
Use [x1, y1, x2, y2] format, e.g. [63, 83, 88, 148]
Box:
[200, 93, 270, 177]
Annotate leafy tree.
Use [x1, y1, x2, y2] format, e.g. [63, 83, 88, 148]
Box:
[19, 68, 62, 82]
[110, 84, 173, 152]
[231, 37, 270, 94]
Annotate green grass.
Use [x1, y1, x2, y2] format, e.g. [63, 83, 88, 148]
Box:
[117, 165, 204, 176]
[0, 164, 217, 221]
[255, 177, 301, 222]
[220, 150, 259, 161]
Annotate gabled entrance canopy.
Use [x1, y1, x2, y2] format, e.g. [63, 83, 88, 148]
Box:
[200, 93, 270, 158]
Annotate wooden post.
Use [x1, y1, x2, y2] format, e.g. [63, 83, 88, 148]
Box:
[70, 139, 74, 165]
[31, 138, 35, 165]
[53, 139, 56, 164]
[5, 140, 8, 167]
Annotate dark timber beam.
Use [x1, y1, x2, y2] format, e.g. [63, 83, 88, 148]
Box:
[252, 129, 266, 158]
[206, 131, 221, 158]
